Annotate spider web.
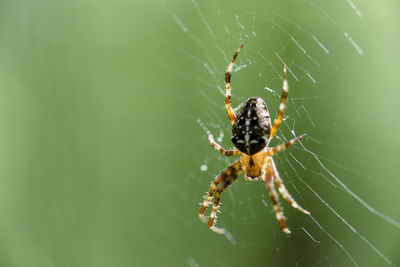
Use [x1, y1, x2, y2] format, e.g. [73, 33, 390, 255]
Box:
[158, 0, 400, 266]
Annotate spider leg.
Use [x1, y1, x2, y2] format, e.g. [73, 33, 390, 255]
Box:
[269, 65, 289, 139]
[267, 134, 306, 156]
[225, 44, 243, 125]
[269, 157, 309, 215]
[198, 159, 244, 233]
[264, 174, 290, 234]
[207, 131, 241, 156]
[209, 166, 244, 234]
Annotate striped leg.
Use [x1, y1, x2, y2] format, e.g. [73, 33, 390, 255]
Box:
[208, 131, 240, 156]
[199, 160, 244, 225]
[269, 157, 309, 215]
[225, 44, 243, 125]
[264, 176, 290, 234]
[267, 134, 306, 156]
[269, 65, 289, 139]
[209, 165, 243, 234]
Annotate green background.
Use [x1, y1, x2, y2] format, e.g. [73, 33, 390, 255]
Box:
[0, 0, 399, 266]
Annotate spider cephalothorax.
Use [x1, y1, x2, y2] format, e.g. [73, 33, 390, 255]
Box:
[198, 44, 310, 235]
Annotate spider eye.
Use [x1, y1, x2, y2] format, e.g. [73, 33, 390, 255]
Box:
[231, 97, 271, 155]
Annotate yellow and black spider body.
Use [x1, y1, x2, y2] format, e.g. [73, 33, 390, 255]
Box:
[198, 45, 310, 235]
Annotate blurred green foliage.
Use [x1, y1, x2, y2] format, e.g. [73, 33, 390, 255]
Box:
[0, 0, 399, 266]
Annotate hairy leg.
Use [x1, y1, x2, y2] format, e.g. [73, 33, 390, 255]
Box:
[208, 131, 240, 156]
[264, 175, 290, 234]
[199, 159, 244, 225]
[267, 134, 306, 156]
[225, 44, 243, 125]
[269, 65, 289, 139]
[269, 157, 309, 215]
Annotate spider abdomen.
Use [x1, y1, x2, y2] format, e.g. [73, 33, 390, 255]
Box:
[231, 97, 271, 155]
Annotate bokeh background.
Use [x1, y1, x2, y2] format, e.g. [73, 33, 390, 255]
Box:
[0, 0, 399, 266]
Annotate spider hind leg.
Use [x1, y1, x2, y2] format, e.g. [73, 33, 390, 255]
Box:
[269, 65, 289, 139]
[225, 44, 243, 125]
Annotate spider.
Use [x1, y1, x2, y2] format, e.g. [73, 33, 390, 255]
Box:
[198, 44, 310, 235]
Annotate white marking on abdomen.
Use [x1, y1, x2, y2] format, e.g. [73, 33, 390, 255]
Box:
[245, 133, 250, 143]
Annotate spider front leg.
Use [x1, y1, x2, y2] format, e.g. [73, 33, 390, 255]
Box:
[269, 65, 289, 139]
[225, 44, 243, 125]
[199, 159, 244, 233]
[263, 157, 309, 235]
[269, 157, 309, 215]
[207, 131, 240, 156]
[263, 166, 290, 234]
